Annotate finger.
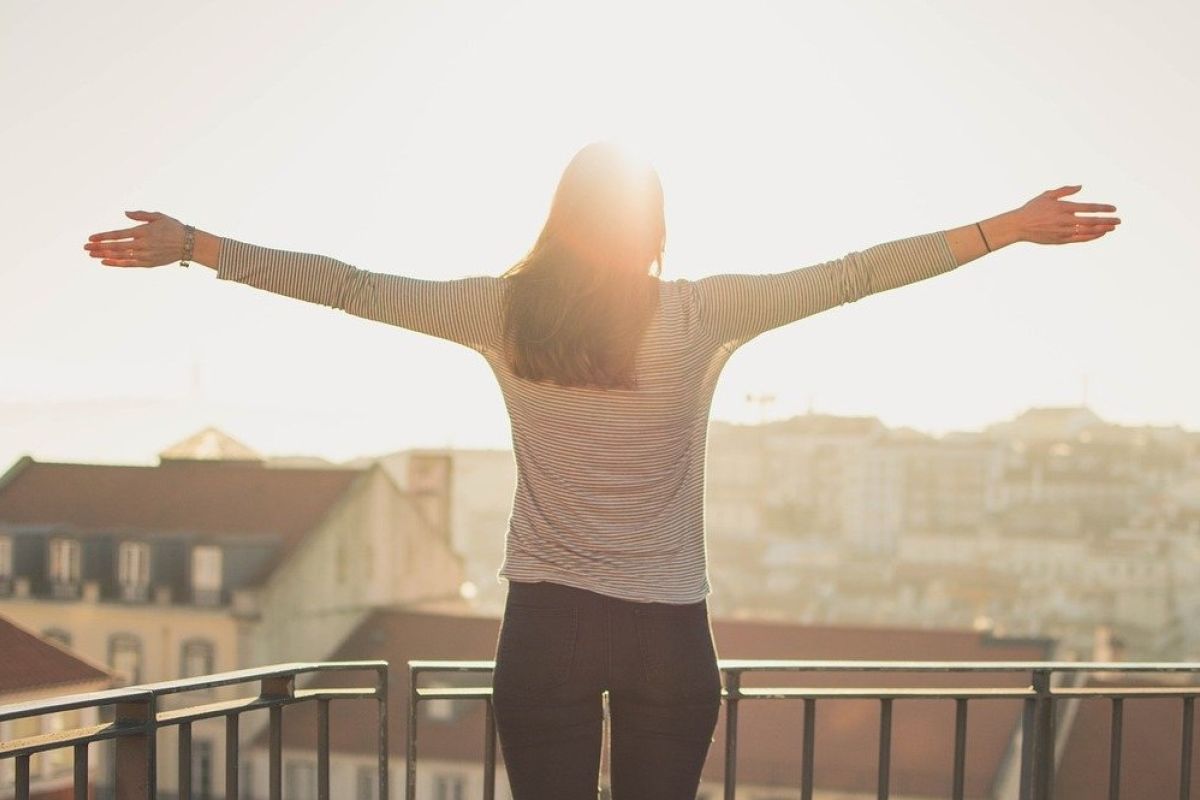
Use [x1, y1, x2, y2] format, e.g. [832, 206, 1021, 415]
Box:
[1069, 216, 1121, 225]
[99, 257, 148, 268]
[86, 243, 143, 256]
[1046, 185, 1083, 199]
[88, 226, 144, 242]
[125, 210, 163, 222]
[1061, 202, 1117, 212]
[1067, 226, 1115, 241]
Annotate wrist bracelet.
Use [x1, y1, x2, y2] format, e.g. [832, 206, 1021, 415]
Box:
[180, 224, 196, 268]
[975, 221, 992, 253]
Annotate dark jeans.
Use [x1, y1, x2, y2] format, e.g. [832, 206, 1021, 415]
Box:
[491, 580, 723, 800]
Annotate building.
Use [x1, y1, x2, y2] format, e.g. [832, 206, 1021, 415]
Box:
[0, 613, 111, 800]
[0, 429, 466, 799]
[359, 448, 516, 614]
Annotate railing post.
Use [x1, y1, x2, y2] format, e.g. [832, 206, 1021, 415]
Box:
[724, 670, 740, 800]
[74, 743, 89, 800]
[1181, 696, 1194, 800]
[178, 720, 192, 800]
[801, 698, 816, 800]
[377, 664, 390, 800]
[225, 712, 240, 800]
[407, 664, 419, 800]
[261, 674, 294, 800]
[1109, 697, 1124, 800]
[1019, 669, 1054, 800]
[114, 695, 155, 800]
[317, 699, 331, 800]
[15, 754, 29, 800]
[952, 699, 968, 800]
[878, 698, 893, 800]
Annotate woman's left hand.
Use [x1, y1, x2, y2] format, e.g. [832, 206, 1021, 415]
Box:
[84, 210, 186, 268]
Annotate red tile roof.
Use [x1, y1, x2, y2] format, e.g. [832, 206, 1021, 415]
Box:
[0, 614, 110, 697]
[263, 608, 1050, 797]
[0, 456, 365, 576]
[1053, 675, 1200, 799]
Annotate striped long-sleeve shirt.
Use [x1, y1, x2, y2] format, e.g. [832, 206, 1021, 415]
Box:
[216, 230, 960, 603]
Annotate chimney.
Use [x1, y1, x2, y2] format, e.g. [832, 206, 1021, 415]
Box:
[408, 452, 453, 541]
[1092, 625, 1119, 662]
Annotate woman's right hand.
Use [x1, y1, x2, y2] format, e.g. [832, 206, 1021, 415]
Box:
[84, 210, 187, 268]
[1013, 185, 1121, 245]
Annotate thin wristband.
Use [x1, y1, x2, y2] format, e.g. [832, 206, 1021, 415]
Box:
[975, 221, 992, 253]
[180, 224, 196, 268]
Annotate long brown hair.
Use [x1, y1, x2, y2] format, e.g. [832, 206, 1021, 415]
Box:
[502, 141, 666, 390]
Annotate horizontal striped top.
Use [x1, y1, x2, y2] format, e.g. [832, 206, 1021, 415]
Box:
[216, 230, 960, 603]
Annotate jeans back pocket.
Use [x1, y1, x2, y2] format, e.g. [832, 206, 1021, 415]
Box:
[493, 604, 579, 692]
[632, 603, 722, 701]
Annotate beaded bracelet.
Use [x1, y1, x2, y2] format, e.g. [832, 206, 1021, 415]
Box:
[180, 224, 196, 268]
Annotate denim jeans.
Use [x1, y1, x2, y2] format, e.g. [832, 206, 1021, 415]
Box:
[491, 580, 723, 800]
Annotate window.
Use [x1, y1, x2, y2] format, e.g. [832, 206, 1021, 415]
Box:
[43, 628, 72, 648]
[108, 633, 142, 686]
[433, 773, 466, 800]
[0, 534, 11, 578]
[117, 541, 151, 600]
[49, 537, 81, 584]
[192, 545, 223, 604]
[355, 764, 378, 800]
[192, 739, 214, 800]
[180, 639, 215, 679]
[284, 760, 316, 800]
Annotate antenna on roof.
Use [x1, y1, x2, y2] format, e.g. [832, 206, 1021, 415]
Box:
[745, 393, 776, 425]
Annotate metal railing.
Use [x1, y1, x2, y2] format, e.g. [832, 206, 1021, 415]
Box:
[408, 659, 1200, 800]
[0, 661, 387, 800]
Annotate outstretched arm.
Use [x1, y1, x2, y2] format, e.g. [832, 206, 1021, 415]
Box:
[85, 212, 505, 352]
[692, 185, 1120, 351]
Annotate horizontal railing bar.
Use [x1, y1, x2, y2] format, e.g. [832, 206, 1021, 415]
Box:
[1, 662, 385, 728]
[411, 658, 1200, 676]
[133, 660, 387, 696]
[154, 688, 378, 726]
[0, 721, 140, 759]
[411, 684, 1200, 703]
[294, 688, 378, 701]
[717, 660, 1200, 673]
[2, 683, 382, 758]
[416, 688, 493, 700]
[0, 689, 153, 722]
[738, 688, 1037, 700]
[156, 696, 279, 725]
[410, 660, 497, 672]
[1054, 687, 1200, 698]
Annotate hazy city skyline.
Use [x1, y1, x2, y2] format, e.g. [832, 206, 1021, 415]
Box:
[3, 0, 1196, 467]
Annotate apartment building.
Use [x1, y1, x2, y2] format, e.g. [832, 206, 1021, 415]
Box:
[0, 428, 466, 799]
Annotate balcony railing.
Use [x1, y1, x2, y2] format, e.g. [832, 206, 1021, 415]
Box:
[0, 661, 387, 800]
[5, 658, 1198, 799]
[408, 659, 1200, 800]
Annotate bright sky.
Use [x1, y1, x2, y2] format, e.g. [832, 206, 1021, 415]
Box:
[1, 0, 1196, 467]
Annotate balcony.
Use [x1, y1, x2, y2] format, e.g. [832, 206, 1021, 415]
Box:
[2, 660, 1199, 799]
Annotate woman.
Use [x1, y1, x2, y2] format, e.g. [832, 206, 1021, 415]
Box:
[84, 142, 1119, 799]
